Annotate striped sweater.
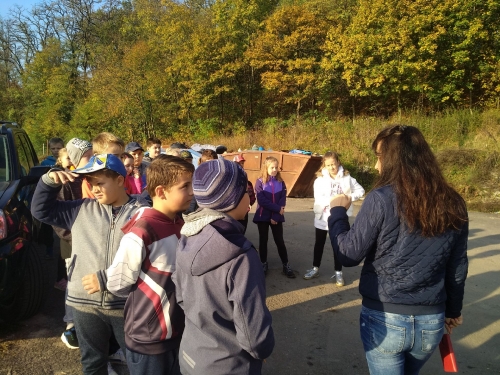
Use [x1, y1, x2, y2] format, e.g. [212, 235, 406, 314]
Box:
[106, 207, 185, 354]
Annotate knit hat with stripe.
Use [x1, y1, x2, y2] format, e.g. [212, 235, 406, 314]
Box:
[193, 158, 248, 212]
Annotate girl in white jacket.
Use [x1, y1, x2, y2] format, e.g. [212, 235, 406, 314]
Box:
[303, 152, 365, 285]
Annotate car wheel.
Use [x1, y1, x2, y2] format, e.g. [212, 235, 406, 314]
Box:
[0, 243, 49, 322]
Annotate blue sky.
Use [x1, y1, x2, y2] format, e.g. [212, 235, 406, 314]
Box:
[0, 0, 40, 18]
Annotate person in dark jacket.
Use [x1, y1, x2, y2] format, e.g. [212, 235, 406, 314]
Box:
[328, 125, 468, 375]
[253, 156, 295, 278]
[233, 154, 256, 234]
[173, 158, 274, 375]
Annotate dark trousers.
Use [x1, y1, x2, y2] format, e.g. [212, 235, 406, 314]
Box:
[237, 213, 249, 234]
[256, 221, 288, 264]
[72, 306, 126, 375]
[313, 228, 342, 271]
[126, 347, 181, 375]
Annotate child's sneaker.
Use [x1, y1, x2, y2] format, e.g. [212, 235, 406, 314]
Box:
[108, 348, 127, 365]
[333, 271, 345, 286]
[303, 266, 319, 280]
[61, 327, 79, 349]
[262, 262, 268, 275]
[282, 263, 296, 278]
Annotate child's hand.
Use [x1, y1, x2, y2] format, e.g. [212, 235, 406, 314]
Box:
[279, 207, 285, 215]
[82, 273, 100, 294]
[330, 194, 352, 209]
[48, 170, 78, 184]
[270, 219, 277, 225]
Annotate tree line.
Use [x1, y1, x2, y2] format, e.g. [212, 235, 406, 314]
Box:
[0, 0, 499, 151]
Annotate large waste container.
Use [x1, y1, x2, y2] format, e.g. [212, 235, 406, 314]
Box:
[223, 151, 322, 197]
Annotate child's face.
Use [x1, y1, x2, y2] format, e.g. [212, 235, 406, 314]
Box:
[50, 142, 64, 157]
[267, 162, 279, 177]
[104, 144, 124, 158]
[60, 151, 73, 169]
[147, 144, 161, 159]
[122, 157, 134, 176]
[227, 192, 250, 221]
[87, 174, 125, 206]
[325, 157, 339, 177]
[155, 172, 193, 218]
[130, 150, 144, 167]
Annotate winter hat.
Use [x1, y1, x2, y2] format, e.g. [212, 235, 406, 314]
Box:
[193, 158, 248, 212]
[73, 154, 127, 177]
[66, 138, 92, 167]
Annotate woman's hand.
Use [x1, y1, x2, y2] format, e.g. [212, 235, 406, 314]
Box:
[270, 219, 277, 225]
[445, 315, 463, 334]
[330, 194, 352, 209]
[279, 207, 285, 215]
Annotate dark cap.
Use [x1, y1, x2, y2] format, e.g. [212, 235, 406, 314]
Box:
[125, 141, 144, 152]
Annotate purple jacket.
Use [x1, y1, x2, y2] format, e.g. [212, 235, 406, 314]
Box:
[253, 177, 286, 223]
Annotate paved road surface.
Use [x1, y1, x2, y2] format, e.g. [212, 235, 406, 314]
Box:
[0, 198, 499, 374]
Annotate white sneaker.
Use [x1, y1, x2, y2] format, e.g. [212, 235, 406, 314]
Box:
[333, 271, 344, 286]
[108, 348, 126, 364]
[107, 362, 119, 375]
[303, 267, 319, 280]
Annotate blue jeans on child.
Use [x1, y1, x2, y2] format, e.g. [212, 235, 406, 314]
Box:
[360, 306, 445, 375]
[126, 347, 180, 375]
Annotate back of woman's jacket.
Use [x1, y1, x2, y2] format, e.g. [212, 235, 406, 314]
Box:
[253, 177, 286, 223]
[328, 185, 468, 318]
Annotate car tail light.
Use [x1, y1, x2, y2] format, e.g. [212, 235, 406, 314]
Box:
[0, 210, 7, 239]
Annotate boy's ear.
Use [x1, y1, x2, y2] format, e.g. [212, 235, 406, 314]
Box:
[155, 185, 166, 199]
[116, 175, 125, 187]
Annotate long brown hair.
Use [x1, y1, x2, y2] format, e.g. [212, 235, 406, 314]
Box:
[315, 151, 349, 177]
[259, 156, 283, 183]
[372, 125, 467, 236]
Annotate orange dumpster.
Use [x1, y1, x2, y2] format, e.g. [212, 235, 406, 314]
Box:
[223, 151, 322, 197]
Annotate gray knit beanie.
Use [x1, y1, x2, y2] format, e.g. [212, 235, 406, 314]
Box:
[193, 158, 248, 212]
[66, 138, 93, 167]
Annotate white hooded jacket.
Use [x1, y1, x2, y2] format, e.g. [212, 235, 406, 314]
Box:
[313, 166, 365, 230]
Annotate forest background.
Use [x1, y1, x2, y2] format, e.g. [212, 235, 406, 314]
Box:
[0, 0, 499, 211]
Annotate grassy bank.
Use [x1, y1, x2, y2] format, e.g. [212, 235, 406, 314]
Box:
[177, 109, 500, 212]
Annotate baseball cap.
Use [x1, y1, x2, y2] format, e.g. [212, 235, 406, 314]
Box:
[73, 154, 127, 177]
[233, 154, 245, 163]
[125, 141, 144, 152]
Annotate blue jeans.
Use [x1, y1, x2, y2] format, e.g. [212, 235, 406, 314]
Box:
[360, 306, 445, 375]
[126, 347, 181, 375]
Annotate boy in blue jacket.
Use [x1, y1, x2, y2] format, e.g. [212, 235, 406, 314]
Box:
[31, 154, 148, 375]
[173, 158, 275, 375]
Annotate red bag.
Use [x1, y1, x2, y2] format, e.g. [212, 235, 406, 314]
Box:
[439, 334, 458, 372]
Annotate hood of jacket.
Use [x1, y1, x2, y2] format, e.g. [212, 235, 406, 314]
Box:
[178, 208, 254, 276]
[322, 165, 345, 179]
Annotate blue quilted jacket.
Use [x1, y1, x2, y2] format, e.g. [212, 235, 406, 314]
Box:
[328, 185, 468, 318]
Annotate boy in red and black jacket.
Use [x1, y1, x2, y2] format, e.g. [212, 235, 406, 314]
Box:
[104, 156, 194, 374]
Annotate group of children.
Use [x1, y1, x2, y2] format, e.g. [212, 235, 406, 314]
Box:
[36, 136, 365, 375]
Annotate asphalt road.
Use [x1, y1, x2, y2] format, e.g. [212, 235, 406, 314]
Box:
[0, 198, 499, 375]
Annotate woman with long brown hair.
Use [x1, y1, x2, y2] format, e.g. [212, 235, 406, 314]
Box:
[329, 125, 468, 375]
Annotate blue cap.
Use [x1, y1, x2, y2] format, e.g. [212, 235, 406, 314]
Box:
[125, 141, 144, 152]
[73, 154, 127, 177]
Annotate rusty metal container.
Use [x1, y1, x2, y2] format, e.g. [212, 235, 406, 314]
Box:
[223, 151, 322, 197]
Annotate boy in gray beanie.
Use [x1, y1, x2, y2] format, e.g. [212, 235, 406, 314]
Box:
[173, 158, 275, 375]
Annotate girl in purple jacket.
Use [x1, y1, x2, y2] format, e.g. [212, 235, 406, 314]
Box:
[253, 156, 295, 278]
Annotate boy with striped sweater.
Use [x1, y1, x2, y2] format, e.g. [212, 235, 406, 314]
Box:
[105, 156, 195, 374]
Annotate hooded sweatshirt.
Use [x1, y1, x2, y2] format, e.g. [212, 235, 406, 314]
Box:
[313, 166, 365, 230]
[173, 209, 274, 375]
